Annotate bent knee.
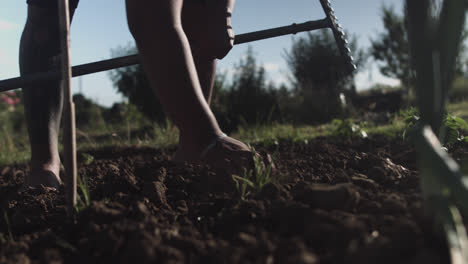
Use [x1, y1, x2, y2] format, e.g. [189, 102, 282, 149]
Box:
[185, 9, 235, 59]
[126, 0, 183, 41]
[201, 26, 235, 60]
[24, 5, 78, 47]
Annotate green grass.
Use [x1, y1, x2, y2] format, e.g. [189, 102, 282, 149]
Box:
[233, 123, 327, 145]
[448, 101, 468, 121]
[0, 125, 30, 166]
[3, 210, 13, 242]
[0, 101, 466, 167]
[232, 145, 274, 198]
[76, 119, 179, 151]
[448, 77, 468, 103]
[75, 172, 91, 213]
[365, 122, 405, 138]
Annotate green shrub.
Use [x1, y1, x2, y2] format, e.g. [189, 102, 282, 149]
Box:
[448, 77, 468, 103]
[109, 45, 167, 125]
[330, 119, 368, 139]
[73, 94, 107, 131]
[284, 30, 367, 124]
[402, 107, 468, 147]
[211, 48, 282, 132]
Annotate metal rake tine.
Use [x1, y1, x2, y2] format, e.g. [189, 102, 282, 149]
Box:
[320, 0, 357, 74]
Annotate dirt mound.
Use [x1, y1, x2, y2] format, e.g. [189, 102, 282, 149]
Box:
[0, 136, 459, 264]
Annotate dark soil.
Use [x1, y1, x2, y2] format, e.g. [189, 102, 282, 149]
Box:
[0, 135, 464, 264]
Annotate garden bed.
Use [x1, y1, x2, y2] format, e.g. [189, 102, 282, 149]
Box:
[0, 135, 463, 264]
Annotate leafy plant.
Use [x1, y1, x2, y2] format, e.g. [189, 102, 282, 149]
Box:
[80, 153, 95, 166]
[232, 145, 273, 198]
[402, 107, 468, 146]
[330, 119, 368, 139]
[442, 114, 468, 146]
[401, 107, 422, 140]
[401, 107, 425, 142]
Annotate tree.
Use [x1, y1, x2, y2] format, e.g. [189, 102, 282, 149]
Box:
[73, 93, 106, 130]
[284, 29, 366, 123]
[109, 45, 281, 132]
[212, 47, 281, 132]
[371, 5, 467, 92]
[370, 5, 412, 89]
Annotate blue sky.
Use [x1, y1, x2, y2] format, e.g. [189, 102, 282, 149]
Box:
[0, 0, 402, 107]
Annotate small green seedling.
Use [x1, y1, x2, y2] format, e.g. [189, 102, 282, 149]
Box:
[3, 210, 13, 242]
[81, 153, 94, 166]
[75, 172, 91, 213]
[232, 145, 273, 198]
[401, 108, 423, 141]
[232, 169, 255, 198]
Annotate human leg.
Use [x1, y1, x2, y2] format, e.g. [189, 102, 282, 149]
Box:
[126, 0, 221, 159]
[178, 0, 258, 170]
[182, 0, 236, 103]
[19, 5, 76, 187]
[126, 0, 255, 174]
[191, 54, 217, 104]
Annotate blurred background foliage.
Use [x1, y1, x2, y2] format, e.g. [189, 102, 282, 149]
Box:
[0, 3, 467, 159]
[107, 29, 368, 132]
[101, 3, 467, 134]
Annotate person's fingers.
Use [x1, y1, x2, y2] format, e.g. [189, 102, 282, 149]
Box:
[196, 135, 277, 179]
[201, 139, 251, 174]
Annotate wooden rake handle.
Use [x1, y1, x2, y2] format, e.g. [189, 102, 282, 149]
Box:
[58, 0, 77, 216]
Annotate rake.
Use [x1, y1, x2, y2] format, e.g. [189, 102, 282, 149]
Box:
[58, 0, 76, 216]
[0, 0, 355, 215]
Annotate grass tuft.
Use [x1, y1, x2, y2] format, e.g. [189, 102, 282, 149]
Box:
[3, 210, 13, 242]
[232, 145, 273, 199]
[75, 172, 91, 213]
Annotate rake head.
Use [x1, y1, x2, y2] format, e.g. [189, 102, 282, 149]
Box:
[320, 0, 357, 75]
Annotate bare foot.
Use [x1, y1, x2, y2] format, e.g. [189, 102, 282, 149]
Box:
[174, 134, 272, 176]
[23, 168, 62, 189]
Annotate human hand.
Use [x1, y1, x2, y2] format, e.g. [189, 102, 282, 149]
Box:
[200, 134, 275, 177]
